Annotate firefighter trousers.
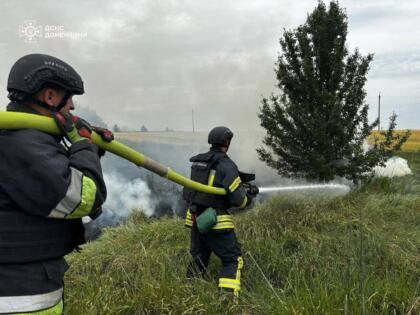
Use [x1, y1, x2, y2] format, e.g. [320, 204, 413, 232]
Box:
[187, 224, 243, 297]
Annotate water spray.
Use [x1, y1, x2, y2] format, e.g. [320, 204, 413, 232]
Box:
[259, 183, 351, 194]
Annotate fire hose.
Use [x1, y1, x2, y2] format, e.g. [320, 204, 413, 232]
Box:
[0, 112, 229, 195]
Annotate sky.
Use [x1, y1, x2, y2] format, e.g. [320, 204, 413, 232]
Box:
[0, 0, 419, 131]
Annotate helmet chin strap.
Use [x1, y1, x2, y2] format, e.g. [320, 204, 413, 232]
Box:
[55, 91, 71, 112]
[29, 91, 71, 113]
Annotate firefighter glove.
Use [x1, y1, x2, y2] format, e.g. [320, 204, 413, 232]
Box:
[92, 126, 114, 142]
[54, 112, 92, 143]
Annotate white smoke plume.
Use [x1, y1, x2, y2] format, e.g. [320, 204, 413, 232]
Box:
[102, 171, 155, 220]
[374, 156, 413, 177]
[83, 171, 155, 239]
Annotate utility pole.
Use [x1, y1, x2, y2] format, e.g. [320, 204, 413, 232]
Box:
[378, 92, 381, 131]
[192, 109, 195, 133]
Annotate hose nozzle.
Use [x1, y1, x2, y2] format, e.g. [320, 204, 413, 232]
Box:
[243, 183, 259, 196]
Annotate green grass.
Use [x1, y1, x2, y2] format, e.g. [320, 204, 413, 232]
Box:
[65, 152, 420, 314]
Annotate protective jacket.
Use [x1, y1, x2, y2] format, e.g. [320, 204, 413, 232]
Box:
[0, 102, 107, 314]
[183, 147, 251, 232]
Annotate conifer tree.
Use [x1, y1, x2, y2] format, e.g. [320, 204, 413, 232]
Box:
[258, 1, 410, 182]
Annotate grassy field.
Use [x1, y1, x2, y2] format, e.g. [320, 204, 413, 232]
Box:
[400, 130, 420, 152]
[64, 152, 420, 314]
[370, 130, 420, 152]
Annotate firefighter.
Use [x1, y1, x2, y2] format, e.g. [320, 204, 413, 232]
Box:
[0, 54, 111, 314]
[183, 126, 256, 301]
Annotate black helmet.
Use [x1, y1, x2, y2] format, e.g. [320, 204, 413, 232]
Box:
[7, 53, 84, 98]
[208, 126, 234, 146]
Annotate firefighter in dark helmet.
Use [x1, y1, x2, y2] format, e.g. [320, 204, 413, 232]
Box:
[183, 126, 257, 300]
[0, 54, 112, 314]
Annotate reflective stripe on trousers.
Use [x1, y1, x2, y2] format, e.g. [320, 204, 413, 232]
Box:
[0, 288, 63, 314]
[185, 209, 194, 227]
[13, 300, 63, 315]
[218, 256, 244, 297]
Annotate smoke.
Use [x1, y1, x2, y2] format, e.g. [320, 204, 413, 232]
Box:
[362, 140, 371, 152]
[364, 140, 413, 177]
[89, 138, 192, 227]
[73, 105, 108, 128]
[83, 170, 156, 240]
[374, 156, 413, 177]
[102, 172, 155, 219]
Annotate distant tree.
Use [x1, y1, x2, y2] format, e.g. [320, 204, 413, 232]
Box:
[113, 124, 121, 132]
[258, 1, 410, 183]
[140, 125, 148, 132]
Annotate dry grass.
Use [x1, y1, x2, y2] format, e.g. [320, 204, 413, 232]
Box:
[370, 130, 420, 152]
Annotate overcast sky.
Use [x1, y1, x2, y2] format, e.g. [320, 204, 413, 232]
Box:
[0, 0, 419, 131]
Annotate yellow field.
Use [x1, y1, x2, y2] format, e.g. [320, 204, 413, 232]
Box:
[116, 130, 420, 152]
[371, 130, 420, 152]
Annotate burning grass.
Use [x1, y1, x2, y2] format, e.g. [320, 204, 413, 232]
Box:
[64, 152, 420, 314]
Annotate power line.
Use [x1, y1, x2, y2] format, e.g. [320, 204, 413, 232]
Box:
[192, 109, 195, 133]
[378, 92, 381, 131]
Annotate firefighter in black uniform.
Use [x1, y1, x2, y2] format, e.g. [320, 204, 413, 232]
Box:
[0, 54, 112, 314]
[183, 126, 257, 301]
